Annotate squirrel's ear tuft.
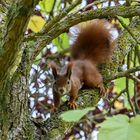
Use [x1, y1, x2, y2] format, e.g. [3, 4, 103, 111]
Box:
[48, 61, 58, 78]
[66, 62, 73, 79]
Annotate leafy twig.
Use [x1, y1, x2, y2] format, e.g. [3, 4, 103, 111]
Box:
[25, 0, 81, 42]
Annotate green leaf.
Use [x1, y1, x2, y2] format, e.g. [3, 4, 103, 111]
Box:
[60, 107, 94, 122]
[27, 15, 46, 33]
[53, 33, 69, 52]
[117, 16, 130, 26]
[39, 0, 55, 13]
[99, 115, 140, 140]
[114, 77, 134, 95]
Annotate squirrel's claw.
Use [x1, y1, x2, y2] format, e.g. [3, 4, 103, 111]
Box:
[51, 106, 57, 112]
[98, 84, 106, 97]
[68, 101, 78, 109]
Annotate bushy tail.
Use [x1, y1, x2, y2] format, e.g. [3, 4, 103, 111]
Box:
[71, 19, 116, 64]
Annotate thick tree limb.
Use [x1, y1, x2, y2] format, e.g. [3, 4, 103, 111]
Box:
[0, 0, 39, 82]
[34, 89, 100, 140]
[0, 1, 39, 139]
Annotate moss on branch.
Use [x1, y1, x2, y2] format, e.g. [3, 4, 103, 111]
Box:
[38, 89, 100, 140]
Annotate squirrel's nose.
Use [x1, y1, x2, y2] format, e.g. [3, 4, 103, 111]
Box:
[60, 89, 64, 93]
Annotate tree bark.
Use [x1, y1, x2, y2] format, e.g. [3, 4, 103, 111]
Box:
[0, 0, 39, 139]
[0, 71, 36, 140]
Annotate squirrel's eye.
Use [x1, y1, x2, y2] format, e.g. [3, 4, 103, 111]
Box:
[54, 81, 56, 85]
[67, 80, 70, 84]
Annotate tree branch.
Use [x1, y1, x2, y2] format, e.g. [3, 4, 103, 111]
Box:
[129, 74, 140, 83]
[28, 0, 81, 40]
[29, 5, 140, 61]
[35, 89, 100, 140]
[106, 66, 140, 82]
[41, 0, 82, 34]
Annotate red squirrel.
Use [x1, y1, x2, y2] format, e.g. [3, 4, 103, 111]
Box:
[50, 19, 116, 109]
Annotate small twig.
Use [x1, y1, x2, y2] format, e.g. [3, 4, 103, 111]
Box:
[117, 16, 140, 45]
[126, 77, 136, 116]
[87, 105, 132, 122]
[126, 52, 136, 116]
[106, 66, 140, 82]
[110, 89, 126, 107]
[128, 74, 140, 83]
[44, 0, 81, 31]
[34, 48, 70, 63]
[108, 89, 126, 114]
[136, 45, 140, 64]
[78, 0, 108, 12]
[133, 47, 138, 112]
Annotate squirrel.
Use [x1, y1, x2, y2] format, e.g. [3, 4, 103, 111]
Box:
[50, 19, 116, 109]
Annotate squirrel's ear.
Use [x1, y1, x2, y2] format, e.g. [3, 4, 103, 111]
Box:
[48, 61, 58, 78]
[66, 62, 73, 79]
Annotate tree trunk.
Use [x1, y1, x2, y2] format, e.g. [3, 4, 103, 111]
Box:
[0, 70, 36, 140]
[0, 0, 39, 139]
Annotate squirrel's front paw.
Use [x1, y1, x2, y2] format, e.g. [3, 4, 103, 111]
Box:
[68, 101, 78, 109]
[50, 106, 58, 112]
[98, 83, 106, 97]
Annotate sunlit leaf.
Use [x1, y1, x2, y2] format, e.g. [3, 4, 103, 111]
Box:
[60, 107, 94, 122]
[53, 33, 69, 52]
[27, 15, 46, 33]
[131, 2, 139, 6]
[114, 100, 124, 109]
[117, 16, 130, 26]
[39, 0, 55, 13]
[114, 77, 134, 95]
[99, 115, 140, 140]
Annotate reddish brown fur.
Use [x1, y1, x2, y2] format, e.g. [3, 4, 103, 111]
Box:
[71, 19, 114, 64]
[51, 19, 116, 109]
